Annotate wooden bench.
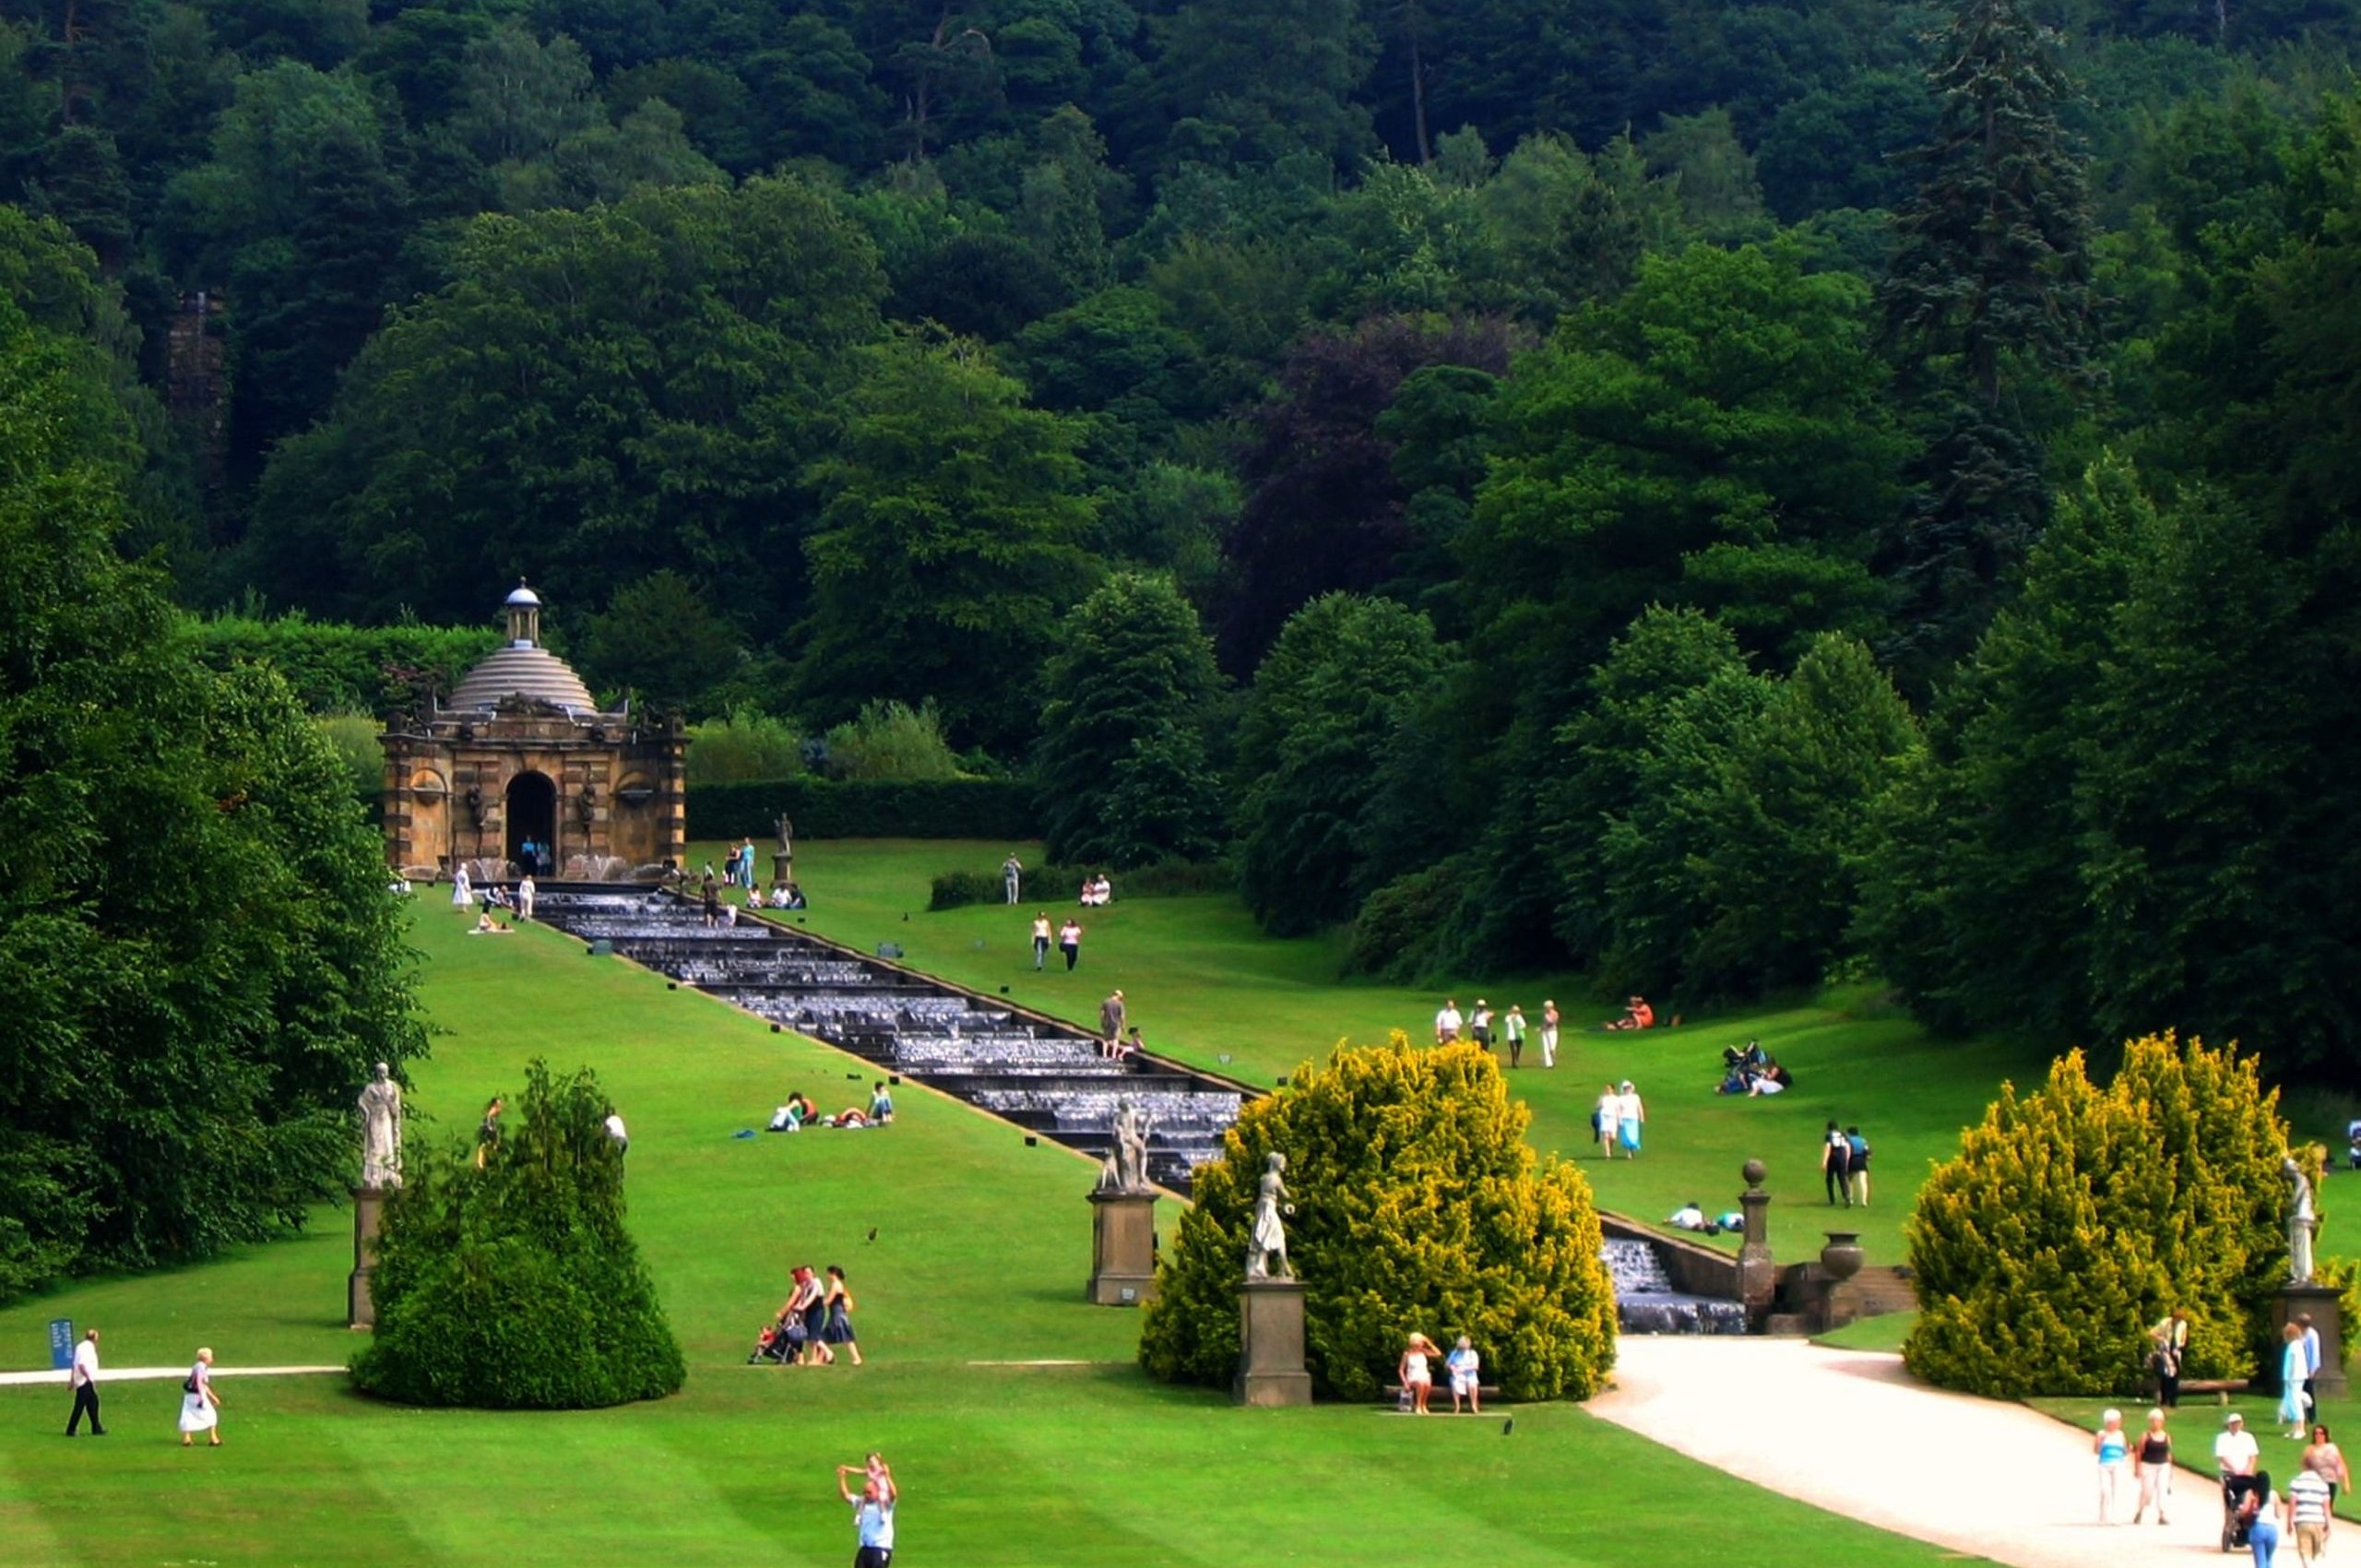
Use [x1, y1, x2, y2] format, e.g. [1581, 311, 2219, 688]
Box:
[2146, 1376, 2250, 1405]
[1382, 1384, 1502, 1406]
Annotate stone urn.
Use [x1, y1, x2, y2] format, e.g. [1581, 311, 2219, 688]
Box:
[1820, 1231, 1866, 1282]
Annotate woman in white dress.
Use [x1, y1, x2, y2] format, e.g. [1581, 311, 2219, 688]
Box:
[178, 1348, 221, 1447]
[450, 865, 472, 911]
[1399, 1332, 1439, 1416]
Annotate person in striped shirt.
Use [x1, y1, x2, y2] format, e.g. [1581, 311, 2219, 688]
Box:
[2285, 1463, 2333, 1563]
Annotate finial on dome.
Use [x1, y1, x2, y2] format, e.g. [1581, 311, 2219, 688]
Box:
[504, 580, 542, 647]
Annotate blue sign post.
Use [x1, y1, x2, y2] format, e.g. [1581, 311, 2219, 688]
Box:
[48, 1318, 73, 1371]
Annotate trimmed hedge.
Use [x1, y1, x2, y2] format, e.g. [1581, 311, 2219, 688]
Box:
[929, 858, 1236, 910]
[688, 778, 1037, 840]
[191, 615, 500, 714]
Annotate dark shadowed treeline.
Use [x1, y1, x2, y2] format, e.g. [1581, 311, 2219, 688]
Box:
[5, 0, 2361, 1079]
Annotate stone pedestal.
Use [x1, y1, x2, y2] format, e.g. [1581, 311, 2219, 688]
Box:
[1087, 1188, 1159, 1306]
[1236, 1277, 1312, 1407]
[1736, 1158, 1776, 1316]
[348, 1185, 387, 1330]
[2277, 1283, 2349, 1401]
[771, 852, 793, 889]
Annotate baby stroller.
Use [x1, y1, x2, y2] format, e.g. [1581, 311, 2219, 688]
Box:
[747, 1314, 806, 1364]
[2221, 1473, 2262, 1553]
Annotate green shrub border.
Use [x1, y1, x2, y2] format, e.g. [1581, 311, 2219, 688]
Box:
[929, 858, 1236, 909]
[688, 778, 1037, 840]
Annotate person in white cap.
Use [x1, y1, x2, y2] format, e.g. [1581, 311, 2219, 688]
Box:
[2217, 1410, 2262, 1519]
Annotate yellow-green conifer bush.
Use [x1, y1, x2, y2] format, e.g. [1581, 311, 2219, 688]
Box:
[1139, 1037, 1617, 1401]
[1905, 1033, 2291, 1396]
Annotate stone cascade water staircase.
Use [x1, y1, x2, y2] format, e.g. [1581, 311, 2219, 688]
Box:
[533, 888, 1246, 1193]
[1601, 1238, 1752, 1335]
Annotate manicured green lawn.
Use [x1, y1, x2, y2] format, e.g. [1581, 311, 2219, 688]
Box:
[730, 838, 2044, 1264]
[1816, 1313, 1918, 1354]
[0, 891, 1969, 1567]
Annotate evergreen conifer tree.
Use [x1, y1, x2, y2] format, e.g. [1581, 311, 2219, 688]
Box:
[352, 1062, 684, 1409]
[1879, 0, 2095, 681]
[1035, 572, 1226, 867]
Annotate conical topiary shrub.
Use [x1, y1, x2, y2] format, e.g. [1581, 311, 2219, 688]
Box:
[1140, 1036, 1617, 1402]
[1905, 1032, 2295, 1397]
[350, 1060, 684, 1408]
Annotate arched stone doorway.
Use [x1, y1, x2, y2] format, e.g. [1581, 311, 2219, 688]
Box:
[505, 770, 556, 874]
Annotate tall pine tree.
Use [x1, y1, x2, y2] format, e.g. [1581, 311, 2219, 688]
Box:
[1878, 0, 2094, 685]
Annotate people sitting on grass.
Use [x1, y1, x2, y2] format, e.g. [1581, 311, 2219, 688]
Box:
[780, 882, 808, 910]
[869, 1082, 895, 1124]
[1079, 873, 1112, 907]
[747, 884, 765, 909]
[1606, 995, 1655, 1030]
[1668, 1200, 1720, 1235]
[1748, 1059, 1793, 1096]
[769, 1091, 819, 1132]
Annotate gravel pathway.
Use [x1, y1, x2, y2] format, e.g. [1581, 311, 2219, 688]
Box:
[1591, 1337, 2255, 1567]
[0, 1365, 342, 1386]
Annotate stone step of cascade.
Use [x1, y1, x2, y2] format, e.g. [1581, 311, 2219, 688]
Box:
[531, 886, 1246, 1194]
[1844, 1265, 1918, 1316]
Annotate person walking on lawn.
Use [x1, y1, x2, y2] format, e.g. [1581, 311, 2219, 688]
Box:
[1031, 911, 1051, 970]
[65, 1328, 103, 1436]
[177, 1348, 222, 1448]
[1503, 1004, 1527, 1068]
[2133, 1407, 2173, 1525]
[1058, 917, 1084, 971]
[1821, 1122, 1852, 1207]
[1616, 1081, 1644, 1157]
[1540, 1000, 1560, 1067]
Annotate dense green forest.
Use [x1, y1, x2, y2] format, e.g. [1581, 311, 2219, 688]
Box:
[7, 0, 2361, 1081]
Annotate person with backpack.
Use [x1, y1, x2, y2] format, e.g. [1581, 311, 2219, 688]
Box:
[1845, 1126, 1872, 1206]
[1821, 1122, 1852, 1206]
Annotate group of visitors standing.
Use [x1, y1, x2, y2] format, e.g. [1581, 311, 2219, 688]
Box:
[1434, 998, 1561, 1068]
[1820, 1123, 1872, 1206]
[2281, 1313, 2329, 1437]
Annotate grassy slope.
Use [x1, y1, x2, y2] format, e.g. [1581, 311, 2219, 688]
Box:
[0, 896, 1967, 1568]
[745, 838, 2045, 1265]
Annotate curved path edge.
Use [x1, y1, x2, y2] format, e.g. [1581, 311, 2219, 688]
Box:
[0, 1364, 343, 1386]
[1590, 1337, 2231, 1568]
